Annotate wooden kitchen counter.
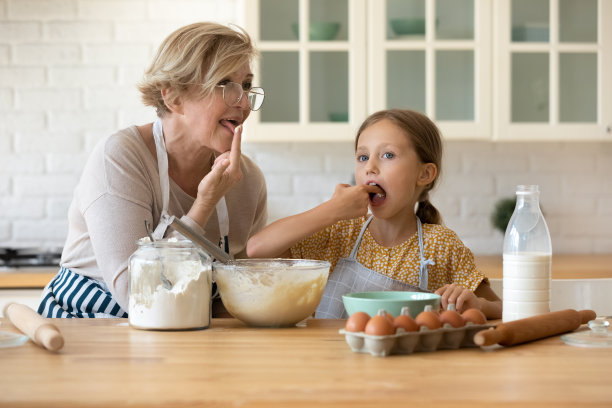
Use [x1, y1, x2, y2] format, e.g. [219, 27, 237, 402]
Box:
[1, 254, 610, 289]
[0, 271, 55, 288]
[1, 317, 611, 408]
[475, 254, 612, 279]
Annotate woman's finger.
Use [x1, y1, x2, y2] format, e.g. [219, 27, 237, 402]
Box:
[228, 124, 242, 172]
[209, 158, 230, 180]
[214, 151, 230, 165]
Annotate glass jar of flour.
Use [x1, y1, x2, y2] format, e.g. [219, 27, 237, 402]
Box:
[128, 239, 212, 330]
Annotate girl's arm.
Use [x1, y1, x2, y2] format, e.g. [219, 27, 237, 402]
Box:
[435, 281, 502, 319]
[246, 183, 382, 258]
[474, 281, 502, 319]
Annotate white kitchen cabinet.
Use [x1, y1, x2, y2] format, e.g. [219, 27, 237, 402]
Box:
[494, 0, 612, 141]
[244, 0, 367, 142]
[244, 0, 611, 142]
[368, 0, 492, 140]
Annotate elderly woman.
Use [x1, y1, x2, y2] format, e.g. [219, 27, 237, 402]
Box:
[38, 22, 267, 318]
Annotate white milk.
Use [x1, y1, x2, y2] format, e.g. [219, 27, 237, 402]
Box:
[502, 252, 551, 322]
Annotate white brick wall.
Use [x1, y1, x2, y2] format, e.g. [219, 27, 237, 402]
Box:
[1, 0, 611, 254]
[244, 140, 612, 255]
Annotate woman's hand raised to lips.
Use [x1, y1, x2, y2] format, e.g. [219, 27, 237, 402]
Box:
[188, 125, 244, 226]
[328, 183, 385, 221]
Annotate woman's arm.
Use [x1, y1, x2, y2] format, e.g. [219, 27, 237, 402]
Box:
[83, 194, 152, 311]
[246, 183, 382, 258]
[188, 125, 244, 227]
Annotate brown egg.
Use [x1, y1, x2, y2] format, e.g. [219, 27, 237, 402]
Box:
[345, 311, 370, 332]
[439, 304, 465, 328]
[382, 310, 395, 323]
[415, 305, 442, 330]
[364, 310, 396, 336]
[462, 308, 487, 325]
[394, 315, 418, 332]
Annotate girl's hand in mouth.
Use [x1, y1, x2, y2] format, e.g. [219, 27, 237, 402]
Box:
[325, 183, 385, 221]
[367, 182, 386, 206]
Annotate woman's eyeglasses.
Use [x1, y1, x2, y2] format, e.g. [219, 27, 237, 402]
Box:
[217, 82, 265, 111]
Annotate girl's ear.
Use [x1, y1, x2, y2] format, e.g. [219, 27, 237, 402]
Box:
[417, 162, 437, 186]
[161, 88, 184, 115]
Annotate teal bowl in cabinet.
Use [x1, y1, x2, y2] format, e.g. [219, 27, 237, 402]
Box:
[292, 22, 341, 41]
[390, 18, 426, 36]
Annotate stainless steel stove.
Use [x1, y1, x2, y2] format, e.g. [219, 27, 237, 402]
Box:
[0, 247, 62, 270]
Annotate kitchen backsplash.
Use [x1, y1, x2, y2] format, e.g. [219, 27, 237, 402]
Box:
[1, 0, 610, 254]
[242, 141, 612, 255]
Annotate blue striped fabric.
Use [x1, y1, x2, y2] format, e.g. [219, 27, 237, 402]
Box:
[37, 267, 128, 318]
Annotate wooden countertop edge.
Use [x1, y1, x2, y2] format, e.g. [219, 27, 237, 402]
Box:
[0, 272, 55, 289]
[0, 254, 610, 289]
[475, 254, 612, 279]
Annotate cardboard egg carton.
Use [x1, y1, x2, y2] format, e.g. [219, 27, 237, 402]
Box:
[339, 322, 495, 357]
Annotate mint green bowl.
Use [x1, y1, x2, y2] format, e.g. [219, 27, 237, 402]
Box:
[342, 291, 440, 318]
[390, 18, 426, 36]
[291, 22, 341, 41]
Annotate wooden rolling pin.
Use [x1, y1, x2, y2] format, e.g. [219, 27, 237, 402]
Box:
[474, 309, 596, 347]
[3, 303, 64, 352]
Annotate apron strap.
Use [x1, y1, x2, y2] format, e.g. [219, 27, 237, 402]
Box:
[151, 118, 171, 240]
[216, 196, 230, 254]
[417, 216, 435, 291]
[348, 215, 374, 259]
[350, 215, 433, 291]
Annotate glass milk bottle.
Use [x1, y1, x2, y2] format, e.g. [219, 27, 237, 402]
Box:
[502, 185, 552, 322]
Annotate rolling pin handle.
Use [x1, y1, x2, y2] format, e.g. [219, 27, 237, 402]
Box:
[473, 327, 504, 347]
[4, 303, 65, 352]
[579, 309, 597, 324]
[35, 323, 65, 352]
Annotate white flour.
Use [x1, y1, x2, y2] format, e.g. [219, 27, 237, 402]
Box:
[129, 256, 212, 330]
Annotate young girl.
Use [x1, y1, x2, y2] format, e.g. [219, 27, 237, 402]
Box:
[247, 109, 501, 319]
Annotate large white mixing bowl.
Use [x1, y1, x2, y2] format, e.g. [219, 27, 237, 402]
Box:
[214, 259, 330, 327]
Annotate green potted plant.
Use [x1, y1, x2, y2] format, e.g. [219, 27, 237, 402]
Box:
[491, 197, 516, 234]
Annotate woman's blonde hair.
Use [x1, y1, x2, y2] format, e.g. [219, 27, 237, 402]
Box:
[137, 22, 258, 117]
[355, 109, 444, 225]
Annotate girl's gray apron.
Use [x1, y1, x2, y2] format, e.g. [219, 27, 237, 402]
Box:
[314, 215, 434, 319]
[37, 119, 229, 318]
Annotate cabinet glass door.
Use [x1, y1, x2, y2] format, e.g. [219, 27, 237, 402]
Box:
[260, 51, 299, 122]
[370, 0, 491, 139]
[436, 0, 474, 40]
[498, 0, 609, 140]
[511, 0, 549, 42]
[260, 0, 299, 41]
[558, 0, 597, 123]
[309, 51, 348, 122]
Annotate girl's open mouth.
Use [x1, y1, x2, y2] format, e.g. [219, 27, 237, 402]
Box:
[368, 182, 386, 206]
